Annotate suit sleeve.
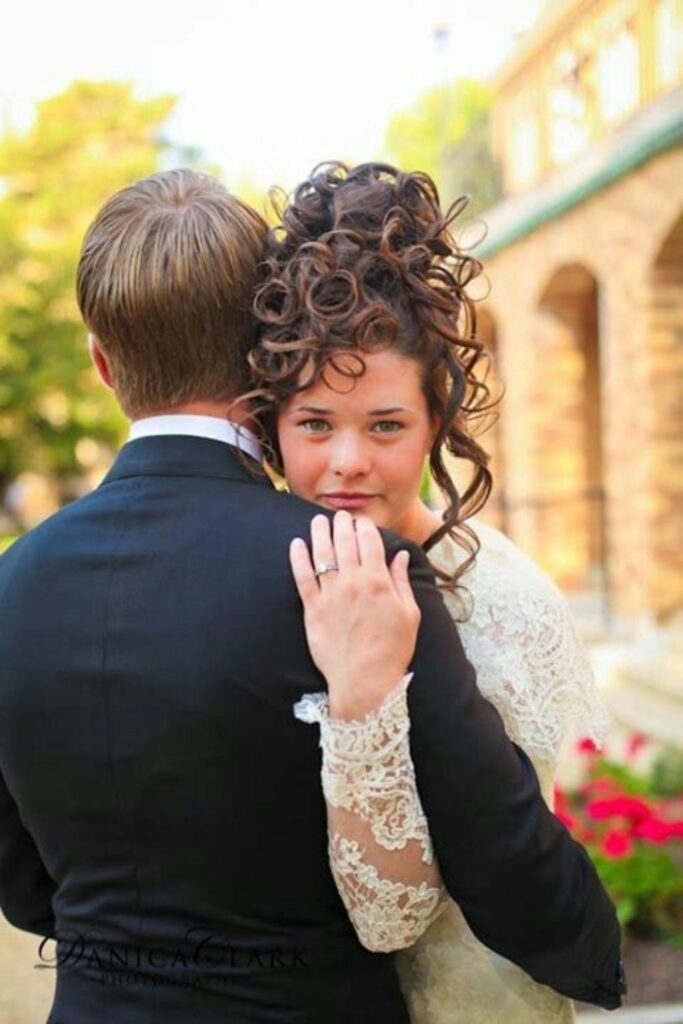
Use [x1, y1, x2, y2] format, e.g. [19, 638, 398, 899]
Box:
[0, 763, 56, 937]
[394, 536, 624, 1010]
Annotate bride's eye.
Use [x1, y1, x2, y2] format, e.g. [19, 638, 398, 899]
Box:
[372, 421, 403, 434]
[300, 418, 330, 433]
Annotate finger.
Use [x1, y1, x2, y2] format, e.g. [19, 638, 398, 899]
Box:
[332, 510, 360, 570]
[289, 538, 320, 605]
[354, 515, 388, 573]
[310, 513, 338, 582]
[389, 549, 419, 611]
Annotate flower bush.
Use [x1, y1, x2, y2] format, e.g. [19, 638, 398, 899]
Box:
[556, 738, 683, 943]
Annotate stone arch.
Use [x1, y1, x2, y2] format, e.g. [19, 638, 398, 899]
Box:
[529, 263, 608, 603]
[647, 209, 683, 619]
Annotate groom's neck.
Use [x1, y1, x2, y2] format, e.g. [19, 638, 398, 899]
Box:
[131, 399, 250, 424]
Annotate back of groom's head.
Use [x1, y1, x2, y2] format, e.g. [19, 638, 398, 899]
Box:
[77, 168, 268, 417]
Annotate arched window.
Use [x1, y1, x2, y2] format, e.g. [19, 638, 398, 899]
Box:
[534, 264, 608, 613]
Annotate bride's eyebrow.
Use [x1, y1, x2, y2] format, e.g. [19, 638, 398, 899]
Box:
[291, 405, 333, 414]
[289, 404, 408, 415]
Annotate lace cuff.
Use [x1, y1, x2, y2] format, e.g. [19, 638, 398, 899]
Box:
[294, 673, 433, 864]
[294, 675, 447, 951]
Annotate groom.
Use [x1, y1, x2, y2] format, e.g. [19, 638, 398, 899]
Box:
[0, 169, 624, 1023]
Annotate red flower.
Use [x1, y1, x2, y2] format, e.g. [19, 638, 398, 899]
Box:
[554, 784, 567, 811]
[556, 810, 576, 831]
[626, 733, 647, 760]
[587, 797, 653, 824]
[577, 737, 599, 755]
[633, 818, 683, 844]
[602, 830, 633, 858]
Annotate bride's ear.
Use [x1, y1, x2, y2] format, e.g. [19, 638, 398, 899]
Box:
[88, 333, 115, 391]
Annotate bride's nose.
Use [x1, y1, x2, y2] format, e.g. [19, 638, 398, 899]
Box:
[329, 433, 372, 478]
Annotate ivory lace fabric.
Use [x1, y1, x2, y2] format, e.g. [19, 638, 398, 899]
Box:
[294, 520, 607, 1023]
[294, 674, 448, 953]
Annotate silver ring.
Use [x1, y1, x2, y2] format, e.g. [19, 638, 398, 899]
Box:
[314, 561, 339, 578]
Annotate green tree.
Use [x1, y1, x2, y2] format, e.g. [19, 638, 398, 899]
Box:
[0, 81, 177, 494]
[383, 79, 501, 217]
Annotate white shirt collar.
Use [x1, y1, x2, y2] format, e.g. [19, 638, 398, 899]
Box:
[128, 414, 263, 463]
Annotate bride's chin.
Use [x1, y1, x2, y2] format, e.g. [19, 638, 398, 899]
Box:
[312, 496, 388, 528]
[355, 509, 388, 530]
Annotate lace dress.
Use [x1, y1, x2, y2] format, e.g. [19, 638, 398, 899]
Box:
[294, 521, 607, 1024]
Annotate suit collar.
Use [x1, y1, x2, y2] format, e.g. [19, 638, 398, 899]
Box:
[99, 434, 275, 489]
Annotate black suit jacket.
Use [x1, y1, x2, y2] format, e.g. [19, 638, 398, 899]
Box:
[0, 436, 624, 1023]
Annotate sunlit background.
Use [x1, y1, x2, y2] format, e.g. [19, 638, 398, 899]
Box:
[1, 1, 682, 1019]
[1, 0, 545, 190]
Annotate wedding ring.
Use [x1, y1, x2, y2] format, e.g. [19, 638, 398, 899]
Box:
[314, 561, 339, 578]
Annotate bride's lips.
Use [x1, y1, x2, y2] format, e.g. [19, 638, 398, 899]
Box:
[321, 492, 376, 511]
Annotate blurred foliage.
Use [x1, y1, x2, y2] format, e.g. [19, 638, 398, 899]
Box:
[0, 81, 177, 491]
[593, 844, 683, 939]
[419, 459, 433, 504]
[651, 747, 683, 798]
[591, 747, 683, 799]
[384, 78, 501, 217]
[591, 757, 658, 796]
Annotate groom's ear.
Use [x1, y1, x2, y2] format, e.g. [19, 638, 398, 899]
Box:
[88, 333, 115, 390]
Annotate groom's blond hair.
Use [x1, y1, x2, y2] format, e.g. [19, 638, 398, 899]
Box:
[77, 168, 268, 417]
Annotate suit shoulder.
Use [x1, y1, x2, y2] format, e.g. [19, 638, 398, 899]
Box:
[0, 491, 101, 578]
[243, 487, 332, 546]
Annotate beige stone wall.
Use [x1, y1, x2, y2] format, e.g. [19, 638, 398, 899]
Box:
[476, 145, 683, 624]
[649, 218, 683, 618]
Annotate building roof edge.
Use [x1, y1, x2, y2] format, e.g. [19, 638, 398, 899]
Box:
[477, 90, 683, 259]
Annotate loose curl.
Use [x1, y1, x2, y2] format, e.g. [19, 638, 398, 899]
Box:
[245, 161, 501, 602]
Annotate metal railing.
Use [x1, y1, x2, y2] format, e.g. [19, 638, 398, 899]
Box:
[488, 485, 613, 628]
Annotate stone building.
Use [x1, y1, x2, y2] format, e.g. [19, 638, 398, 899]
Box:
[467, 0, 682, 641]
[446, 0, 683, 744]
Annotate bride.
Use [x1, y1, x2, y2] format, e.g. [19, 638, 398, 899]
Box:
[247, 162, 607, 1023]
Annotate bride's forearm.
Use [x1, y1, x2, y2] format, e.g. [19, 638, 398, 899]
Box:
[327, 673, 412, 722]
[325, 804, 446, 952]
[294, 674, 448, 952]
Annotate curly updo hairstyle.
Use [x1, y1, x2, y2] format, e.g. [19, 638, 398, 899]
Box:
[248, 161, 500, 594]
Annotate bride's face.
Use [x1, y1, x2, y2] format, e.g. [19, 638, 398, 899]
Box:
[277, 350, 436, 538]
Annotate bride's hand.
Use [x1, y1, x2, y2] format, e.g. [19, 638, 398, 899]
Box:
[290, 510, 421, 720]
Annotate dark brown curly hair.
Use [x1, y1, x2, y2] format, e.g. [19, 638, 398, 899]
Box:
[246, 161, 500, 595]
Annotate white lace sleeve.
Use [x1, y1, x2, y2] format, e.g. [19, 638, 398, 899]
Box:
[294, 674, 447, 953]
